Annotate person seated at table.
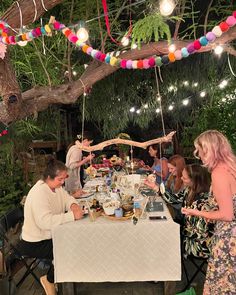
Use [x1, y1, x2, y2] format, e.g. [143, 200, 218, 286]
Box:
[166, 154, 186, 193]
[65, 131, 95, 194]
[143, 144, 169, 184]
[18, 157, 84, 295]
[145, 164, 216, 258]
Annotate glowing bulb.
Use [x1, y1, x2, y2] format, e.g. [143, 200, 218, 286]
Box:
[168, 85, 174, 91]
[168, 44, 176, 53]
[156, 108, 160, 113]
[219, 80, 228, 89]
[136, 109, 141, 114]
[17, 40, 28, 46]
[193, 82, 198, 87]
[73, 71, 77, 76]
[76, 27, 89, 42]
[200, 91, 206, 97]
[183, 81, 189, 86]
[214, 45, 223, 55]
[130, 107, 135, 113]
[159, 0, 175, 16]
[221, 97, 226, 102]
[168, 105, 174, 111]
[182, 99, 189, 106]
[144, 104, 148, 109]
[121, 36, 130, 47]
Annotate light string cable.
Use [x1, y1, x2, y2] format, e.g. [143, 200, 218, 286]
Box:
[227, 52, 236, 77]
[15, 1, 23, 30]
[40, 0, 48, 11]
[79, 78, 87, 146]
[130, 145, 134, 175]
[154, 66, 166, 137]
[31, 0, 38, 23]
[41, 18, 46, 54]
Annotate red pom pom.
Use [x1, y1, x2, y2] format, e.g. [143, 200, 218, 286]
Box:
[64, 29, 72, 38]
[2, 130, 8, 135]
[148, 57, 156, 67]
[193, 40, 201, 50]
[137, 60, 143, 69]
[100, 53, 106, 61]
[0, 24, 4, 30]
[35, 27, 42, 36]
[233, 11, 236, 18]
[219, 22, 229, 32]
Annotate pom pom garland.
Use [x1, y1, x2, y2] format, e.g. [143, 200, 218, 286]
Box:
[0, 10, 235, 70]
[0, 127, 8, 137]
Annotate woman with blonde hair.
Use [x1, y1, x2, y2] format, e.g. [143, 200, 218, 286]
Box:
[182, 130, 236, 294]
[166, 154, 186, 193]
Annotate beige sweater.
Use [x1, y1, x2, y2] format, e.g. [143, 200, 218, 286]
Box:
[22, 180, 76, 242]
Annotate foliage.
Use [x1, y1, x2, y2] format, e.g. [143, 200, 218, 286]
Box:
[131, 13, 171, 48]
[117, 133, 131, 155]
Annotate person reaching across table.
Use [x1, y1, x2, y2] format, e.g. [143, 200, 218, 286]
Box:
[18, 157, 84, 295]
[65, 131, 95, 194]
[182, 130, 236, 294]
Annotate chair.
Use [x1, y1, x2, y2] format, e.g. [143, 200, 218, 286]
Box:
[0, 207, 41, 288]
[181, 253, 208, 291]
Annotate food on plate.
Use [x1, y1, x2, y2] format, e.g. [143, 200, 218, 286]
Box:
[86, 165, 97, 177]
[103, 200, 120, 215]
[147, 173, 156, 183]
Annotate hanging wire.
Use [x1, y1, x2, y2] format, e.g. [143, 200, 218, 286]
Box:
[227, 52, 236, 77]
[40, 18, 46, 54]
[79, 79, 87, 143]
[31, 0, 38, 23]
[40, 0, 48, 11]
[154, 67, 166, 136]
[130, 145, 134, 175]
[15, 1, 23, 29]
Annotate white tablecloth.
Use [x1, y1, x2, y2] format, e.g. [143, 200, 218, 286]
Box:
[52, 199, 181, 283]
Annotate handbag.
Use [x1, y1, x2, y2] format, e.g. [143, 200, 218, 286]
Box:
[176, 287, 196, 295]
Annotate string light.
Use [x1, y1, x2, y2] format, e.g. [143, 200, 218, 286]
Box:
[159, 0, 175, 16]
[193, 82, 198, 87]
[182, 98, 189, 106]
[121, 36, 130, 47]
[136, 109, 141, 114]
[214, 45, 224, 55]
[130, 107, 135, 112]
[76, 22, 89, 42]
[219, 80, 228, 89]
[144, 104, 148, 109]
[168, 105, 174, 111]
[156, 108, 160, 113]
[200, 91, 206, 97]
[183, 80, 189, 86]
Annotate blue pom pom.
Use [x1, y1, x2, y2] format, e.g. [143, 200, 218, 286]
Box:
[105, 55, 111, 63]
[181, 47, 189, 58]
[161, 55, 169, 65]
[40, 27, 47, 35]
[199, 36, 208, 46]
[29, 32, 34, 39]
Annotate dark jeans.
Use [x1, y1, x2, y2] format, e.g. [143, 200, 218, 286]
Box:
[18, 239, 54, 283]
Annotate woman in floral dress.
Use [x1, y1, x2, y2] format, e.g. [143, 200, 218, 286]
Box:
[182, 130, 236, 294]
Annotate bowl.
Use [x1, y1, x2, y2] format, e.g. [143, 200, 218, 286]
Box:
[103, 200, 120, 215]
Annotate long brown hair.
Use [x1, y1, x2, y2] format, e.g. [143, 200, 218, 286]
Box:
[185, 164, 211, 206]
[166, 154, 186, 193]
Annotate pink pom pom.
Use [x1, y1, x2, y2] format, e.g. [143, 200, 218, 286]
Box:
[53, 21, 61, 30]
[143, 59, 150, 69]
[2, 130, 8, 135]
[148, 57, 156, 67]
[233, 11, 236, 18]
[86, 47, 93, 55]
[120, 60, 127, 69]
[70, 35, 78, 43]
[174, 50, 182, 60]
[95, 51, 101, 59]
[226, 16, 236, 27]
[126, 60, 133, 69]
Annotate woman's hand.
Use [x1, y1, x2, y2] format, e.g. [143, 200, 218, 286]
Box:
[86, 153, 95, 162]
[144, 179, 159, 191]
[70, 204, 84, 220]
[181, 207, 201, 217]
[72, 189, 86, 199]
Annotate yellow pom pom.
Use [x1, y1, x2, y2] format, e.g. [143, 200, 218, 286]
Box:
[110, 56, 117, 66]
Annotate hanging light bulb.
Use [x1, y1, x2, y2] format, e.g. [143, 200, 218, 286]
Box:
[159, 0, 175, 16]
[76, 21, 89, 42]
[168, 43, 176, 53]
[17, 27, 28, 47]
[121, 36, 130, 47]
[214, 45, 223, 55]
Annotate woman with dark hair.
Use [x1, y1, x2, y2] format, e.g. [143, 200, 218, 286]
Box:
[19, 157, 84, 295]
[65, 131, 95, 193]
[147, 144, 169, 184]
[166, 154, 186, 193]
[145, 164, 215, 258]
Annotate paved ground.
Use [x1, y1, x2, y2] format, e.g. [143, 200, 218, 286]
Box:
[15, 258, 205, 295]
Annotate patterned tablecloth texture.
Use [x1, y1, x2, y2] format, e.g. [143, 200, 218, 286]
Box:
[52, 198, 181, 283]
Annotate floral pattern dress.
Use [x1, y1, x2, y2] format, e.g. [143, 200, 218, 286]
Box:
[204, 194, 236, 295]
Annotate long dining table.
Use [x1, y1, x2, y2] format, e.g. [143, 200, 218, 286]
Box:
[52, 193, 181, 294]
